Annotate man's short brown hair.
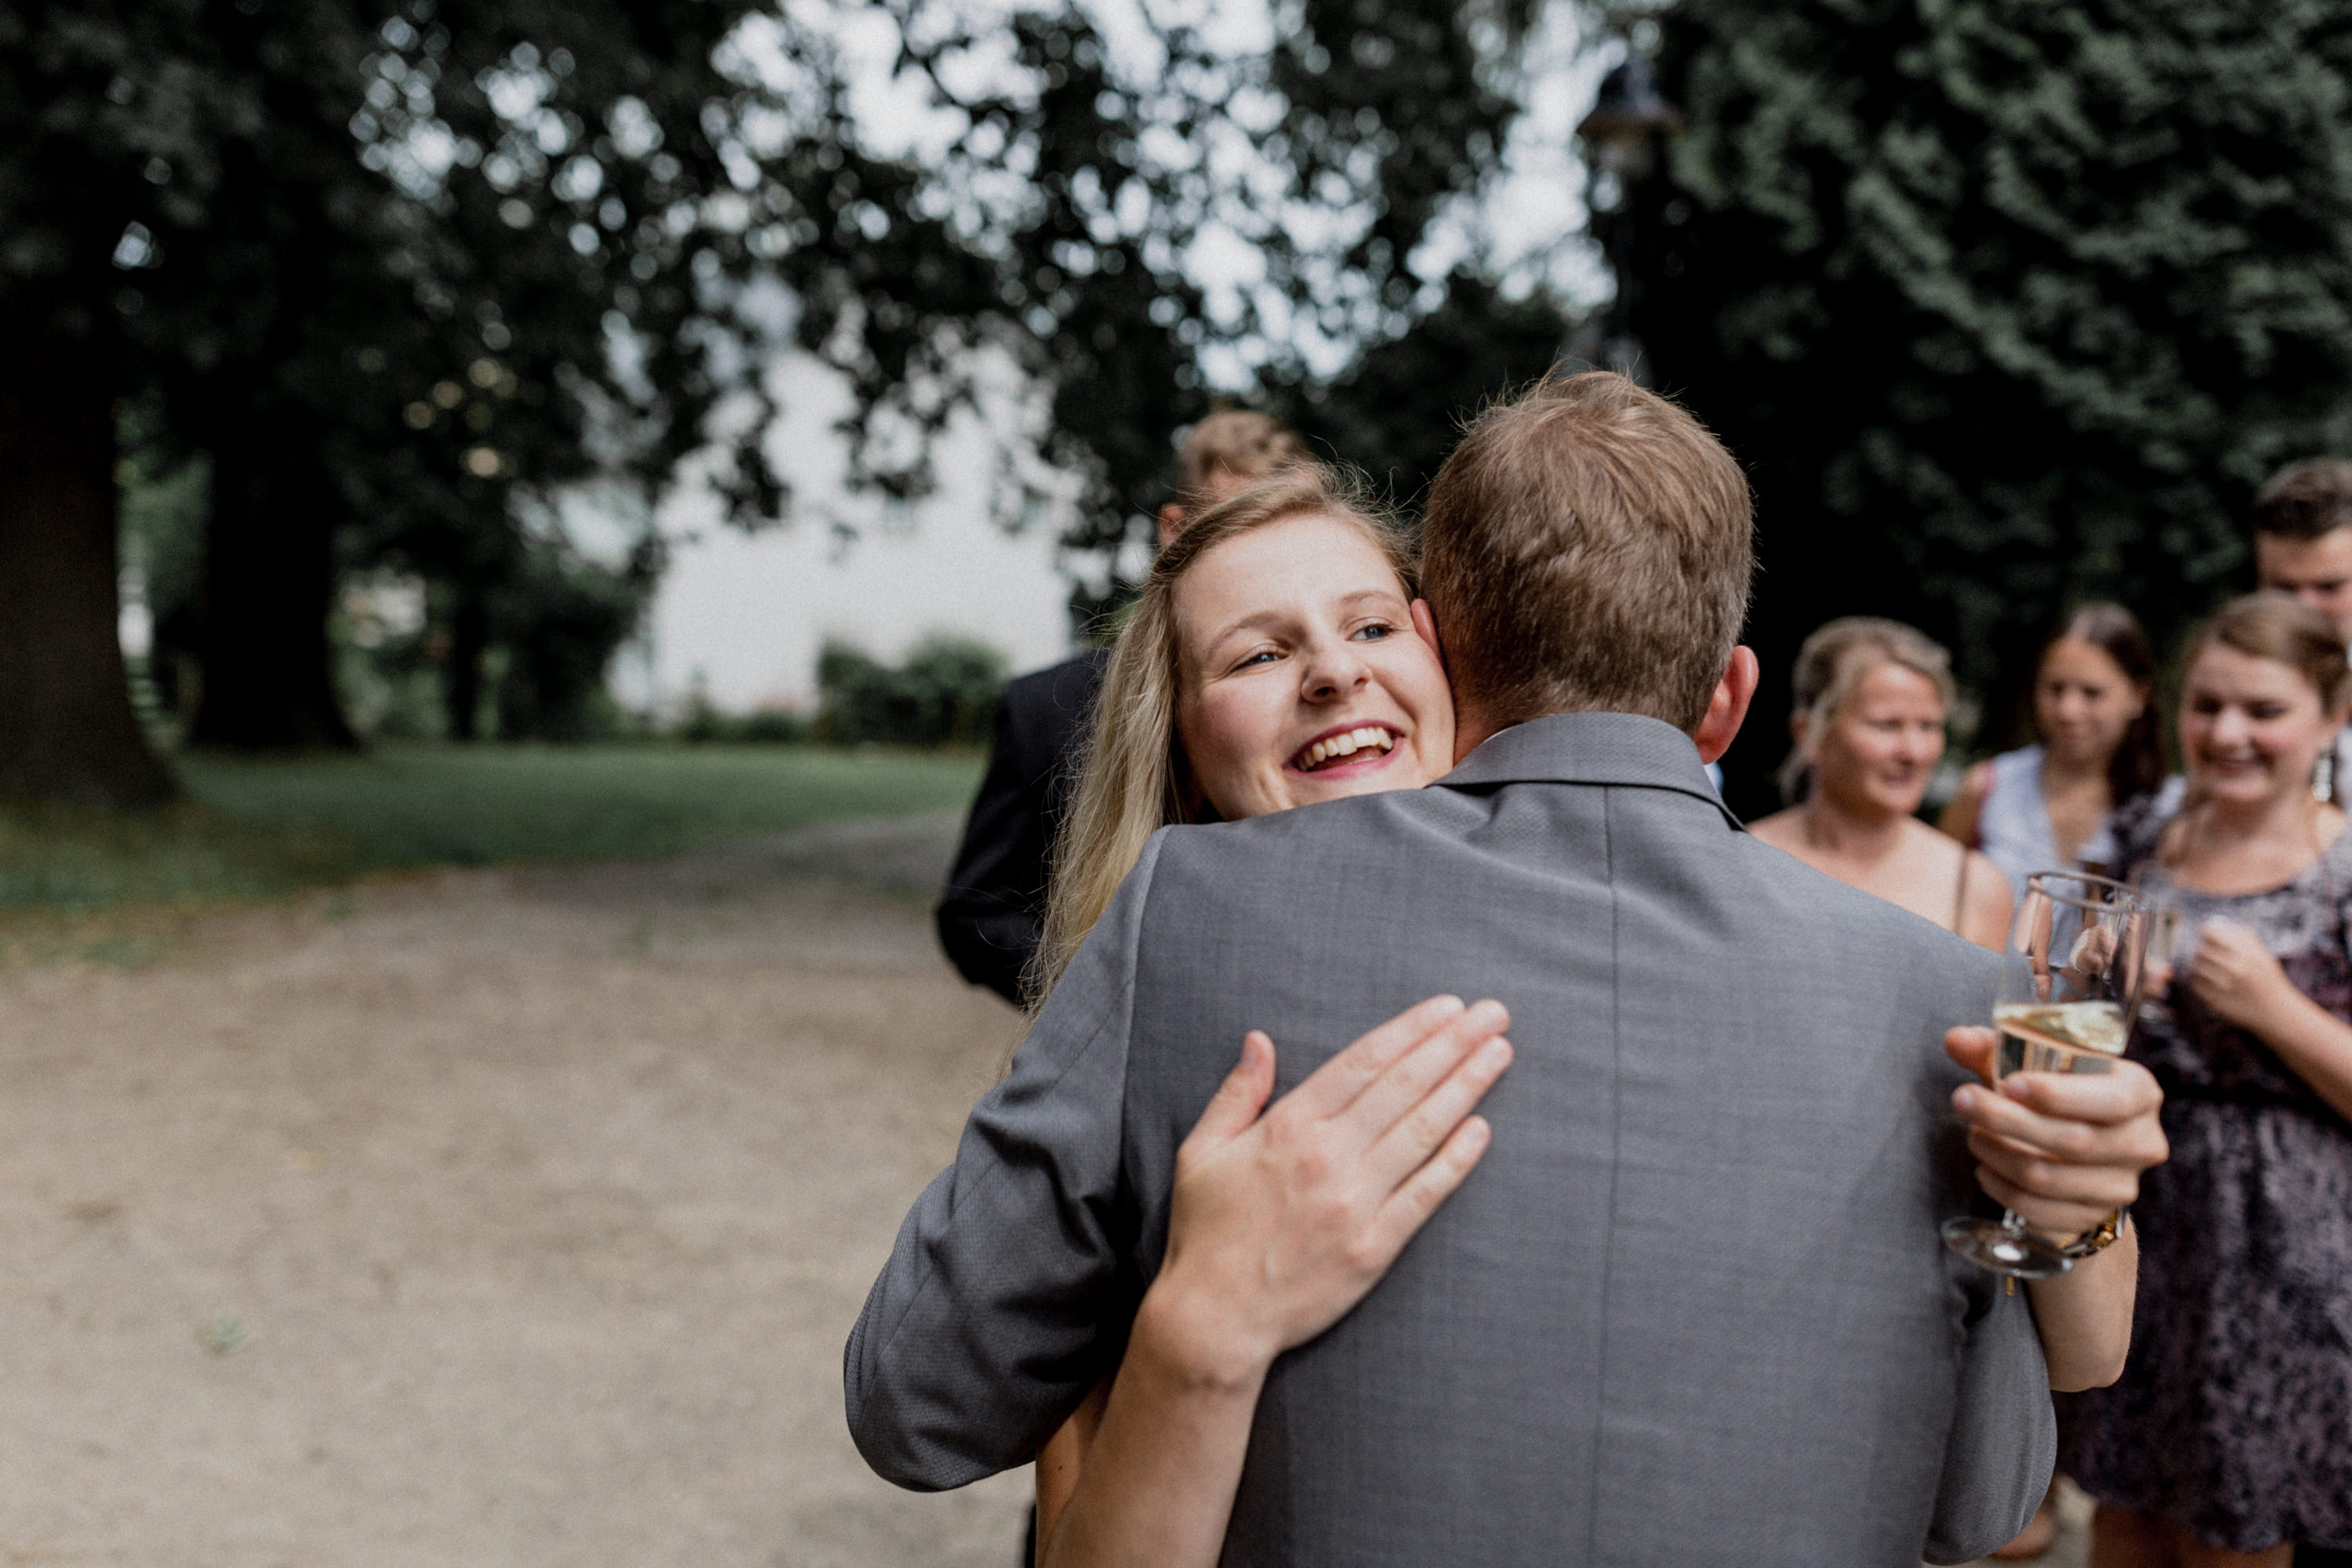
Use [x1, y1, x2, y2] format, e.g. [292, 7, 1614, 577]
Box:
[2252, 458, 2352, 541]
[1175, 411, 1309, 507]
[1421, 372, 1753, 732]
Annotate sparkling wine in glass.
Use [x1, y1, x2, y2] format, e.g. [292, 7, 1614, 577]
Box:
[1941, 870, 2151, 1279]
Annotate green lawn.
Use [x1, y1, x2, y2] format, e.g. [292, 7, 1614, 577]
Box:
[0, 745, 983, 915]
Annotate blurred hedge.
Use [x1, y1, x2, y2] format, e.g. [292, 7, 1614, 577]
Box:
[815, 637, 1007, 748]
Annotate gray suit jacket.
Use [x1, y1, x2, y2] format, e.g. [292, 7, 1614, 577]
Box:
[847, 713, 2053, 1565]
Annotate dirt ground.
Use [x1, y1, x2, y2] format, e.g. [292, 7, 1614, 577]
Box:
[0, 815, 1033, 1567]
[0, 812, 2087, 1568]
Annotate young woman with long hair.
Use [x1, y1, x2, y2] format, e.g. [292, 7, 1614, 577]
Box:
[1013, 475, 2151, 1568]
[1943, 602, 2166, 889]
[2062, 594, 2352, 1568]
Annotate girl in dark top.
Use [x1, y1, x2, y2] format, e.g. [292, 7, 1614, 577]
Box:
[2064, 593, 2352, 1567]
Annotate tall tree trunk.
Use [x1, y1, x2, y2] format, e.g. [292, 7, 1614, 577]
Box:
[0, 291, 176, 804]
[187, 415, 357, 750]
[444, 587, 489, 741]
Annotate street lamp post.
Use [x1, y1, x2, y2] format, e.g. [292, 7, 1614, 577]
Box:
[1575, 52, 1682, 380]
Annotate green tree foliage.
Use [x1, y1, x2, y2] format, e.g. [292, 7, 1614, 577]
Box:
[1282, 271, 1572, 505]
[489, 530, 659, 742]
[5, 0, 1010, 772]
[815, 636, 1007, 748]
[5, 0, 1573, 798]
[893, 0, 1548, 622]
[1622, 0, 2352, 807]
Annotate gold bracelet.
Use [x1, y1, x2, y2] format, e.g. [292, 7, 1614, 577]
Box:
[2060, 1207, 2129, 1261]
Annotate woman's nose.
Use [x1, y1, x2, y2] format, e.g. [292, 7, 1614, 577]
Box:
[1300, 637, 1370, 699]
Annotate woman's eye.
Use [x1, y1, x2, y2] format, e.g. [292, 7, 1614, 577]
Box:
[1236, 649, 1278, 670]
[1351, 622, 1394, 642]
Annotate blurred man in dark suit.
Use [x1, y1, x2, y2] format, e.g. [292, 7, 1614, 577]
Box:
[935, 412, 1309, 1005]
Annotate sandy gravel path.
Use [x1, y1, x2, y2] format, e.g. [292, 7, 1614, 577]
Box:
[0, 815, 1032, 1567]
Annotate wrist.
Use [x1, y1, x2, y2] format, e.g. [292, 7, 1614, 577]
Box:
[1130, 1276, 1278, 1399]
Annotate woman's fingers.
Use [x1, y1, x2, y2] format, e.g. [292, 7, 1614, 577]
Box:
[1363, 1115, 1494, 1265]
[1943, 1025, 1998, 1083]
[1991, 1059, 2164, 1128]
[1952, 1059, 2165, 1218]
[1966, 1127, 2145, 1211]
[1970, 1163, 2115, 1240]
[1177, 1032, 1278, 1166]
[1335, 999, 1510, 1142]
[1360, 1033, 1512, 1192]
[1283, 995, 1469, 1119]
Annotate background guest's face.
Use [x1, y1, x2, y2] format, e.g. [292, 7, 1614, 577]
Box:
[2255, 527, 2352, 644]
[1157, 465, 1265, 548]
[1172, 511, 1453, 821]
[1806, 661, 1947, 818]
[2179, 643, 2342, 809]
[2035, 636, 2147, 770]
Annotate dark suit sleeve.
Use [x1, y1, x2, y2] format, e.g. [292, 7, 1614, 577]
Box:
[847, 830, 1163, 1490]
[935, 654, 1101, 1005]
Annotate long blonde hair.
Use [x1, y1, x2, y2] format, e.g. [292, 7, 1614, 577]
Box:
[1031, 466, 1414, 1004]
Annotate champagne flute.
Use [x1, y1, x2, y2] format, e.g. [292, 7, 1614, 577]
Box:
[1940, 870, 2151, 1279]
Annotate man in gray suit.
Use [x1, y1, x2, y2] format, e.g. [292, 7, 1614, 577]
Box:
[848, 374, 2156, 1563]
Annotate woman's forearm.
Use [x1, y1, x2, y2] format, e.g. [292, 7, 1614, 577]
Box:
[2251, 985, 2352, 1123]
[1040, 1287, 1269, 1568]
[1034, 1377, 1111, 1561]
[2024, 1223, 2136, 1392]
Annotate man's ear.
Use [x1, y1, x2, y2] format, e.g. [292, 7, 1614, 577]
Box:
[1410, 597, 1444, 662]
[1157, 503, 1186, 549]
[1693, 645, 1760, 766]
[1414, 599, 1494, 762]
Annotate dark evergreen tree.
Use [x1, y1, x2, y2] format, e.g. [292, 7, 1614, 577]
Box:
[1623, 0, 2352, 813]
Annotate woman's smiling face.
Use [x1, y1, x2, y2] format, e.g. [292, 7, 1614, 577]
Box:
[1172, 510, 1454, 821]
[2180, 642, 2343, 808]
[1809, 660, 1947, 818]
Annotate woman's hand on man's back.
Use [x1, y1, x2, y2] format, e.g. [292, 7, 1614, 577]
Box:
[1139, 996, 1514, 1390]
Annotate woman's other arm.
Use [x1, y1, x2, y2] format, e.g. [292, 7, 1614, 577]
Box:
[1040, 999, 1514, 1568]
[1957, 851, 2013, 953]
[1944, 1027, 2168, 1391]
[1938, 760, 1993, 848]
[2187, 920, 2352, 1121]
[1033, 1377, 1109, 1560]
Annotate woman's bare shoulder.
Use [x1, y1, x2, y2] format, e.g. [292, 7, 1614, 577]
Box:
[1746, 808, 1805, 851]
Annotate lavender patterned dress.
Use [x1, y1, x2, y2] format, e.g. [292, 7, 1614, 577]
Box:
[2060, 799, 2352, 1552]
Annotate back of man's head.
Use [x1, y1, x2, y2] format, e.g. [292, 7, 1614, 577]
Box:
[2253, 458, 2352, 540]
[1175, 411, 1309, 510]
[1421, 371, 1753, 734]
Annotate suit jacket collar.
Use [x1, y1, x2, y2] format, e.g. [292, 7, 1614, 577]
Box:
[1439, 712, 1744, 830]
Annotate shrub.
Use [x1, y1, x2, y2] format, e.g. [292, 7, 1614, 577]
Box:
[675, 699, 811, 745]
[815, 636, 1007, 747]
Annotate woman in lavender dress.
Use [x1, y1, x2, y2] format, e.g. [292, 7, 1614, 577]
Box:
[2064, 594, 2352, 1567]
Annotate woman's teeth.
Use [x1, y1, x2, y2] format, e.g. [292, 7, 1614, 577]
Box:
[1297, 726, 1397, 771]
